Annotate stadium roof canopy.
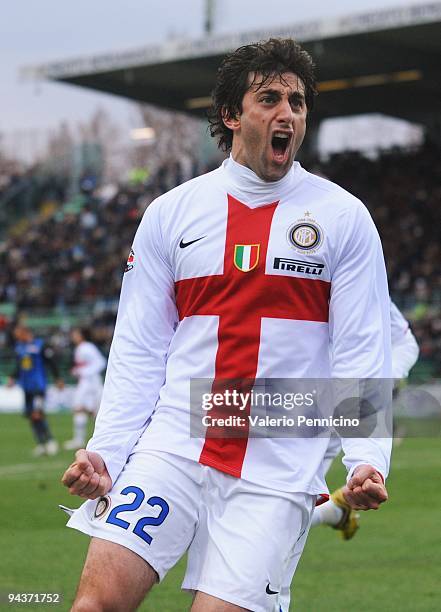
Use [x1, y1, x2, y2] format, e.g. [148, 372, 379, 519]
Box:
[23, 2, 441, 125]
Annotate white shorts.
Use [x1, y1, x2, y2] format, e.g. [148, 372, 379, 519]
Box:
[72, 377, 103, 412]
[276, 433, 341, 612]
[68, 450, 315, 612]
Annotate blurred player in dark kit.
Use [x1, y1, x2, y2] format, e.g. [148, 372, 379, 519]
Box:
[8, 322, 61, 456]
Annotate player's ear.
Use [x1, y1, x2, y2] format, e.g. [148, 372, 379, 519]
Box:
[222, 107, 241, 131]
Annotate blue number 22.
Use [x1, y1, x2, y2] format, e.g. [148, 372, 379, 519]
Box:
[106, 486, 169, 545]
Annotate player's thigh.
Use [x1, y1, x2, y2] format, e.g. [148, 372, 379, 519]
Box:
[72, 537, 156, 612]
[192, 591, 249, 611]
[68, 451, 201, 582]
[28, 393, 45, 419]
[24, 392, 34, 418]
[72, 381, 91, 410]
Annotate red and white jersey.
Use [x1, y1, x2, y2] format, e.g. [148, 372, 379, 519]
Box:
[73, 341, 106, 380]
[88, 157, 392, 493]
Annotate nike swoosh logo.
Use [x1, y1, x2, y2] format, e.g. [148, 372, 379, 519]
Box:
[179, 236, 206, 248]
[266, 584, 279, 595]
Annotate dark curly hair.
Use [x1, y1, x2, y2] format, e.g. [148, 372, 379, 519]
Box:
[208, 38, 316, 152]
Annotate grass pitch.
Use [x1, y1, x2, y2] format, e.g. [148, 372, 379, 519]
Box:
[0, 413, 440, 611]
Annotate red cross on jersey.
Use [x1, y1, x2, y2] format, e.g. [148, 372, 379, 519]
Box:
[88, 156, 392, 493]
[176, 195, 330, 477]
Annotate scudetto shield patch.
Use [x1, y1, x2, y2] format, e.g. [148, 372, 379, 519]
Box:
[233, 244, 260, 272]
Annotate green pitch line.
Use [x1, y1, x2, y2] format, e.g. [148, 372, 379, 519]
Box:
[0, 461, 67, 478]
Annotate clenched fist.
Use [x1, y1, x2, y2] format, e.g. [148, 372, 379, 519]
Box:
[62, 449, 112, 500]
[344, 464, 388, 510]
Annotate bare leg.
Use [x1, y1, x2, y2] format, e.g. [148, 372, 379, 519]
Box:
[191, 591, 249, 612]
[71, 537, 157, 611]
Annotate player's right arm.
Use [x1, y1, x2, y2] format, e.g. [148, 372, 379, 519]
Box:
[62, 198, 177, 496]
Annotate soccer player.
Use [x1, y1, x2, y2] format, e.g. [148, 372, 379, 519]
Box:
[277, 301, 419, 612]
[313, 301, 419, 537]
[62, 39, 392, 612]
[64, 328, 106, 451]
[8, 322, 60, 456]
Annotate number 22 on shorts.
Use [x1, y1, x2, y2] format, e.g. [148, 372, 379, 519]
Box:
[106, 486, 169, 544]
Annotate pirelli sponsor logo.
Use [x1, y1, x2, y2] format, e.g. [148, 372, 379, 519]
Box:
[273, 257, 324, 276]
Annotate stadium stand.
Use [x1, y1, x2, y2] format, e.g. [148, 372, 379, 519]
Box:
[315, 141, 441, 379]
[23, 2, 441, 128]
[0, 142, 440, 381]
[0, 154, 210, 379]
[3, 2, 440, 381]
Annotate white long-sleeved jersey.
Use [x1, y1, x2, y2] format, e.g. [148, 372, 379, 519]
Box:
[73, 341, 106, 380]
[390, 301, 419, 379]
[87, 157, 392, 493]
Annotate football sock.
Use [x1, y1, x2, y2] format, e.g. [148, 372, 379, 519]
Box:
[311, 499, 344, 527]
[32, 419, 53, 444]
[30, 420, 46, 444]
[73, 412, 88, 444]
[39, 418, 53, 443]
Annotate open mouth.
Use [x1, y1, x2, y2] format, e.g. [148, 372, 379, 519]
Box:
[271, 132, 291, 163]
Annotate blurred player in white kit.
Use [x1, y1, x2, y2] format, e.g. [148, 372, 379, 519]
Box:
[64, 328, 106, 451]
[276, 300, 419, 611]
[314, 301, 419, 536]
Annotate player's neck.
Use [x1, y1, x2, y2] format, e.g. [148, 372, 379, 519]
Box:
[221, 154, 300, 205]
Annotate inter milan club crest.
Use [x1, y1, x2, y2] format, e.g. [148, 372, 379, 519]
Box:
[234, 244, 260, 272]
[287, 215, 324, 254]
[94, 496, 111, 520]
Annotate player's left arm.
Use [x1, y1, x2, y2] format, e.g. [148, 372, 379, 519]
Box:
[344, 464, 387, 510]
[329, 200, 392, 508]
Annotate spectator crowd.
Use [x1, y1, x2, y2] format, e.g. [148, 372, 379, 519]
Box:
[0, 143, 440, 375]
[316, 142, 441, 370]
